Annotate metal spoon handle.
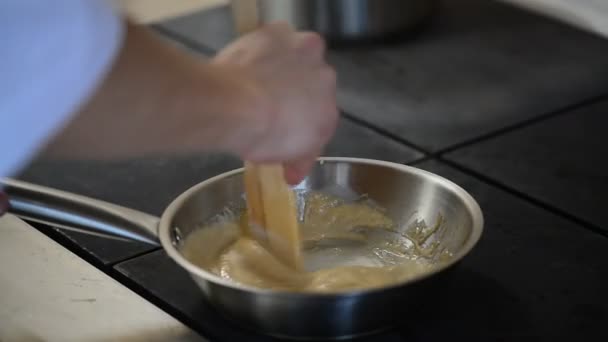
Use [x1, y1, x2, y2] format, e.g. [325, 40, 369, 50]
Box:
[0, 178, 160, 246]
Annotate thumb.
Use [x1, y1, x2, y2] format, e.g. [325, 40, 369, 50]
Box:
[283, 155, 319, 185]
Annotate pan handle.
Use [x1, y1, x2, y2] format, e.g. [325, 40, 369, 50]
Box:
[0, 178, 160, 246]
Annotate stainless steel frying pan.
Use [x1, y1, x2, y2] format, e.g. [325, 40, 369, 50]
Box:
[1, 158, 483, 339]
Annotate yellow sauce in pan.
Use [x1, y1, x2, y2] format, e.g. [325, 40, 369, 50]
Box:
[181, 192, 448, 293]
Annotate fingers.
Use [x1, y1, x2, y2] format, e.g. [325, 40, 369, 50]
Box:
[218, 20, 337, 183]
[283, 152, 322, 185]
[320, 64, 339, 129]
[283, 160, 314, 185]
[257, 21, 293, 47]
[262, 21, 293, 34]
[262, 21, 325, 56]
[262, 22, 322, 48]
[284, 97, 337, 185]
[294, 32, 326, 60]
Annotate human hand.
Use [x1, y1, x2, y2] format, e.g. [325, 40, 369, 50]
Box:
[42, 21, 337, 186]
[212, 22, 339, 184]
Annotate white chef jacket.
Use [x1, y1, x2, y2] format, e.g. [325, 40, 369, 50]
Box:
[0, 0, 124, 177]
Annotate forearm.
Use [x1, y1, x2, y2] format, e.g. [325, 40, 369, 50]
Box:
[44, 21, 270, 160]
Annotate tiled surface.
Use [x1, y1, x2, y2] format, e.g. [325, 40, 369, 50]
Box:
[16, 118, 420, 264]
[114, 161, 608, 341]
[323, 117, 423, 162]
[446, 98, 608, 232]
[160, 0, 608, 151]
[414, 161, 608, 340]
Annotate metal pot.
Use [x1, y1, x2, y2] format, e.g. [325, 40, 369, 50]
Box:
[257, 0, 438, 41]
[2, 158, 483, 339]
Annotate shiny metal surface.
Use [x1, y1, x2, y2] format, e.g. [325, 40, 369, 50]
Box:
[160, 158, 483, 339]
[257, 0, 437, 40]
[2, 158, 483, 339]
[1, 178, 159, 245]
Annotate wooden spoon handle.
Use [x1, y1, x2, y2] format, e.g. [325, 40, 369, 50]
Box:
[230, 0, 302, 270]
[231, 0, 261, 34]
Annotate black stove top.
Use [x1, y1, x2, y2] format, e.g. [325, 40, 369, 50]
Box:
[30, 156, 608, 341]
[18, 0, 608, 340]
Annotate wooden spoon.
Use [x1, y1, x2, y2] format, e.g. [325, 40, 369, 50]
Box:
[231, 0, 302, 270]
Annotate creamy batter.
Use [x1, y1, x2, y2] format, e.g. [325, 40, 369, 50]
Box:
[181, 192, 448, 293]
